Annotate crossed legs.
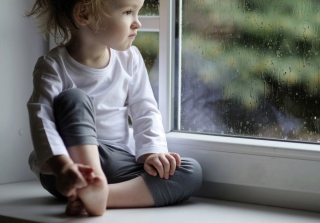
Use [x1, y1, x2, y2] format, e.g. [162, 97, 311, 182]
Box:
[46, 88, 201, 216]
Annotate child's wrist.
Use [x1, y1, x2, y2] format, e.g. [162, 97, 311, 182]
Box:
[46, 155, 74, 176]
[137, 153, 154, 163]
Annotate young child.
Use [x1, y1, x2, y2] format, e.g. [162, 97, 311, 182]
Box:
[27, 0, 202, 216]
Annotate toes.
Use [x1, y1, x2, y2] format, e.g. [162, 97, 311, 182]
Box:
[92, 176, 104, 187]
[66, 199, 86, 216]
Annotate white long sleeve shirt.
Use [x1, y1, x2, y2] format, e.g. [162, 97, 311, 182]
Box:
[27, 46, 168, 174]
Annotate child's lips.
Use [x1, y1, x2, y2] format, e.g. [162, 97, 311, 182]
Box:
[129, 33, 137, 38]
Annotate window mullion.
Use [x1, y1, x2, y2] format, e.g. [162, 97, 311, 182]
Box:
[176, 0, 182, 131]
[159, 0, 175, 133]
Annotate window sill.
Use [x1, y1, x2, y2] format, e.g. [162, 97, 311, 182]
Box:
[165, 132, 320, 212]
[1, 181, 319, 223]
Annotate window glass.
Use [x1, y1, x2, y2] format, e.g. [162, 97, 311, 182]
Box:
[177, 0, 320, 143]
[134, 32, 159, 103]
[140, 0, 159, 16]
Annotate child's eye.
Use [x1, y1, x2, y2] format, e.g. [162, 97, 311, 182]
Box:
[124, 10, 133, 15]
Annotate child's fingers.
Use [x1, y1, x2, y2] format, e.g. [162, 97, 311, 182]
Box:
[78, 164, 94, 173]
[73, 171, 88, 189]
[56, 164, 90, 196]
[144, 153, 182, 179]
[145, 156, 163, 178]
[165, 154, 177, 176]
[78, 165, 94, 181]
[151, 157, 165, 178]
[170, 153, 181, 167]
[144, 155, 165, 178]
[144, 163, 158, 177]
[159, 155, 171, 179]
[65, 165, 88, 189]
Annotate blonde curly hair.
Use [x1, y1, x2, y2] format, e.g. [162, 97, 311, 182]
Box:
[26, 0, 109, 45]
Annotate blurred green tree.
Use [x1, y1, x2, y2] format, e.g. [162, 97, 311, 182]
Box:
[134, 0, 320, 141]
[181, 0, 320, 140]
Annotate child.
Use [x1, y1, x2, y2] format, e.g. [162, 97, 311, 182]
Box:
[26, 0, 202, 216]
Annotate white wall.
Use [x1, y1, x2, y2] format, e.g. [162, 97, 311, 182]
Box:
[0, 0, 47, 184]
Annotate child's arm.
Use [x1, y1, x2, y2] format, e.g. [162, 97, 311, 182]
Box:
[46, 155, 94, 197]
[128, 47, 180, 177]
[28, 55, 70, 174]
[128, 47, 170, 162]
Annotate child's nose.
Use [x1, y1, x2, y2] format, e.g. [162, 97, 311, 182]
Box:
[132, 17, 141, 29]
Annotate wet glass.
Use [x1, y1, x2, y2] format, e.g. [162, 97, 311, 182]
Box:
[140, 0, 159, 16]
[133, 32, 160, 103]
[177, 0, 320, 143]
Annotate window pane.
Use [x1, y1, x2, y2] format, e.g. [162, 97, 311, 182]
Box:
[140, 0, 159, 16]
[177, 0, 320, 143]
[134, 32, 159, 103]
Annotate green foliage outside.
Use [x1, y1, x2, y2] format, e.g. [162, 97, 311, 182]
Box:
[135, 0, 320, 142]
[181, 0, 320, 141]
[134, 33, 159, 73]
[133, 0, 159, 72]
[139, 0, 159, 15]
[183, 0, 320, 103]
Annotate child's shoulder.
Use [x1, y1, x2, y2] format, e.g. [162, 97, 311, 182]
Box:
[36, 46, 65, 64]
[34, 46, 67, 74]
[42, 46, 66, 62]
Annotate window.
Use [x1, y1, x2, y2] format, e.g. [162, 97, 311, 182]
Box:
[137, 0, 320, 144]
[135, 0, 175, 132]
[133, 0, 159, 102]
[139, 0, 159, 16]
[44, 0, 320, 211]
[176, 0, 320, 143]
[136, 0, 320, 212]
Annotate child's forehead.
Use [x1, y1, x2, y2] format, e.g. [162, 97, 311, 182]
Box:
[112, 0, 144, 8]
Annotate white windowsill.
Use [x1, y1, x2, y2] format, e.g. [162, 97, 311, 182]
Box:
[1, 181, 320, 223]
[163, 131, 320, 212]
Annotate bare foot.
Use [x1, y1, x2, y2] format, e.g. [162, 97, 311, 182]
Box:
[65, 194, 87, 216]
[77, 175, 108, 216]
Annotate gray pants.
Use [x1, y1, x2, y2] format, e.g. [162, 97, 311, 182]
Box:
[40, 88, 202, 206]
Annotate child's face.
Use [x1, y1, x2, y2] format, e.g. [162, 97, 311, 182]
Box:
[93, 0, 144, 51]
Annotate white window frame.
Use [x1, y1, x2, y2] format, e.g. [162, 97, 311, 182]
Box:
[139, 0, 320, 212]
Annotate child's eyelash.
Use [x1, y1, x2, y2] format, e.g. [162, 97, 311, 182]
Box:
[124, 10, 133, 15]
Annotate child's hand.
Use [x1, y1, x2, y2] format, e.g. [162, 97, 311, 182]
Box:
[144, 153, 181, 179]
[55, 163, 94, 197]
[47, 155, 95, 197]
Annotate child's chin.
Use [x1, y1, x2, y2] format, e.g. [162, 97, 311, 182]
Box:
[114, 43, 132, 51]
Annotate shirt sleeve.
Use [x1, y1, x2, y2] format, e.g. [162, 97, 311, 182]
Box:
[127, 46, 168, 161]
[27, 55, 69, 173]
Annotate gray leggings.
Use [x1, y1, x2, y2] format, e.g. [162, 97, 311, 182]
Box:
[40, 88, 202, 207]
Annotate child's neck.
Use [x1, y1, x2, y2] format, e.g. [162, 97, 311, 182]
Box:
[65, 39, 110, 69]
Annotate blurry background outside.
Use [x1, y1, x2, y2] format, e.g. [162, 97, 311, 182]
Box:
[134, 0, 320, 143]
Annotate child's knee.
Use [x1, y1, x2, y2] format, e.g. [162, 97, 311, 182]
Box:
[53, 88, 95, 122]
[53, 88, 97, 146]
[141, 157, 202, 206]
[178, 157, 202, 194]
[54, 88, 90, 109]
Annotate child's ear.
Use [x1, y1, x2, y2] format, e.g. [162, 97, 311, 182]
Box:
[73, 2, 92, 26]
